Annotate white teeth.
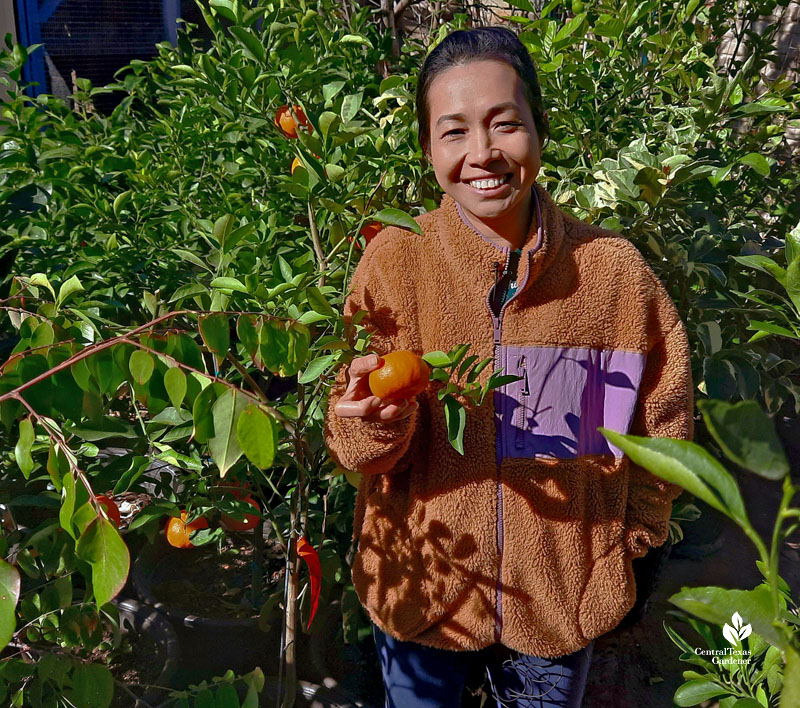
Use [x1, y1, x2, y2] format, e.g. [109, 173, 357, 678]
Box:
[468, 174, 510, 190]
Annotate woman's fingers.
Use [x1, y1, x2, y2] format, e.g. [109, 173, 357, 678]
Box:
[367, 397, 418, 422]
[334, 394, 383, 418]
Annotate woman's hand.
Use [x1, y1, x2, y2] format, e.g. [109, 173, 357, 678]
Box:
[334, 354, 419, 422]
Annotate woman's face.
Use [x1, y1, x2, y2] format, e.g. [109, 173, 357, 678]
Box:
[425, 59, 542, 230]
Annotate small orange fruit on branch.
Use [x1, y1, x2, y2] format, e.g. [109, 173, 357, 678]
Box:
[359, 221, 382, 246]
[368, 350, 430, 403]
[275, 104, 311, 139]
[166, 510, 209, 549]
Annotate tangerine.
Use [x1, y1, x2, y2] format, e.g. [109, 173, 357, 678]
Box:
[166, 510, 209, 549]
[291, 154, 323, 175]
[367, 350, 430, 403]
[359, 221, 382, 245]
[96, 494, 121, 527]
[274, 104, 311, 139]
[221, 495, 261, 532]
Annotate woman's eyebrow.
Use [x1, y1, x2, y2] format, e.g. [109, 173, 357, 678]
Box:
[435, 102, 519, 127]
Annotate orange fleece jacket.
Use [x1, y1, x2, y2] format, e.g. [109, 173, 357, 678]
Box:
[323, 182, 694, 657]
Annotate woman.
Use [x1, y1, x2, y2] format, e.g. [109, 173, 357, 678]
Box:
[324, 26, 693, 708]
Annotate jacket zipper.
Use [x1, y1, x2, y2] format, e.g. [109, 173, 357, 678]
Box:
[515, 355, 529, 450]
[487, 248, 532, 644]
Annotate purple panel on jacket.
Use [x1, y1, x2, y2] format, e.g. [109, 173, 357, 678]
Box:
[498, 345, 646, 460]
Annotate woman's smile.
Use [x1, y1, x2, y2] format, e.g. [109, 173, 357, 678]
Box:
[464, 172, 513, 196]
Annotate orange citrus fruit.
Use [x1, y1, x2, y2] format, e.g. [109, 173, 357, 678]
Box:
[221, 495, 261, 532]
[359, 221, 382, 245]
[96, 494, 121, 527]
[291, 154, 322, 175]
[274, 104, 311, 139]
[368, 350, 430, 403]
[166, 510, 209, 549]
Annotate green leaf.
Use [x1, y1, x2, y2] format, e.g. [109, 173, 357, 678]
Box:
[322, 82, 345, 102]
[443, 395, 466, 455]
[669, 585, 785, 650]
[731, 255, 786, 285]
[780, 646, 800, 708]
[213, 214, 235, 244]
[211, 277, 249, 293]
[673, 678, 727, 706]
[786, 220, 800, 265]
[786, 257, 800, 314]
[237, 314, 259, 365]
[282, 322, 310, 377]
[697, 400, 789, 480]
[75, 517, 130, 608]
[214, 683, 240, 708]
[66, 416, 138, 441]
[28, 272, 56, 299]
[339, 34, 373, 49]
[236, 405, 277, 470]
[223, 222, 256, 252]
[56, 275, 84, 308]
[598, 429, 748, 526]
[169, 283, 208, 304]
[230, 26, 266, 63]
[112, 190, 132, 218]
[371, 208, 423, 235]
[258, 319, 289, 373]
[200, 313, 230, 362]
[129, 350, 155, 386]
[422, 350, 452, 367]
[164, 367, 187, 409]
[0, 559, 21, 650]
[68, 662, 114, 708]
[14, 417, 35, 478]
[306, 286, 335, 318]
[298, 353, 336, 384]
[192, 382, 227, 444]
[208, 389, 249, 477]
[341, 92, 364, 123]
[739, 153, 770, 177]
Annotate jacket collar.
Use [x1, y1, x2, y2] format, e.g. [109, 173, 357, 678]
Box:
[438, 182, 565, 298]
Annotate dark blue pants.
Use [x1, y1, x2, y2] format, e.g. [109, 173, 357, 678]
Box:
[373, 624, 593, 708]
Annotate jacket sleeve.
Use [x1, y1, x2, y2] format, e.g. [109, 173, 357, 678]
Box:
[624, 303, 695, 558]
[323, 240, 422, 476]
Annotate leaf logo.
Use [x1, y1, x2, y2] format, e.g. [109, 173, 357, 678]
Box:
[722, 611, 752, 645]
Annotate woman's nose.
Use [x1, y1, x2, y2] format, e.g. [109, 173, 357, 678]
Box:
[467, 128, 500, 164]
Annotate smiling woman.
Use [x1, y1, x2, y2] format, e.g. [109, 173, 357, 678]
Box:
[324, 24, 693, 708]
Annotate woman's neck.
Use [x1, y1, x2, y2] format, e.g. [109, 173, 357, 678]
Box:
[460, 190, 534, 251]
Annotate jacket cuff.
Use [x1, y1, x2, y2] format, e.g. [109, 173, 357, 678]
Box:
[324, 402, 418, 476]
[624, 464, 682, 557]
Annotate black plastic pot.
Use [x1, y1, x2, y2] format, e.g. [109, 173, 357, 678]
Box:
[132, 536, 380, 704]
[114, 597, 180, 708]
[132, 534, 287, 684]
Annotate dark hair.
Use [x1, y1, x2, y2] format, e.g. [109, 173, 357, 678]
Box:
[415, 26, 550, 163]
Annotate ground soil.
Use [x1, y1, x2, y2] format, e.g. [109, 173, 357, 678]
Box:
[107, 630, 164, 708]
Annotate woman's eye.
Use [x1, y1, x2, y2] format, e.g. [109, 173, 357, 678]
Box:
[442, 122, 520, 138]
